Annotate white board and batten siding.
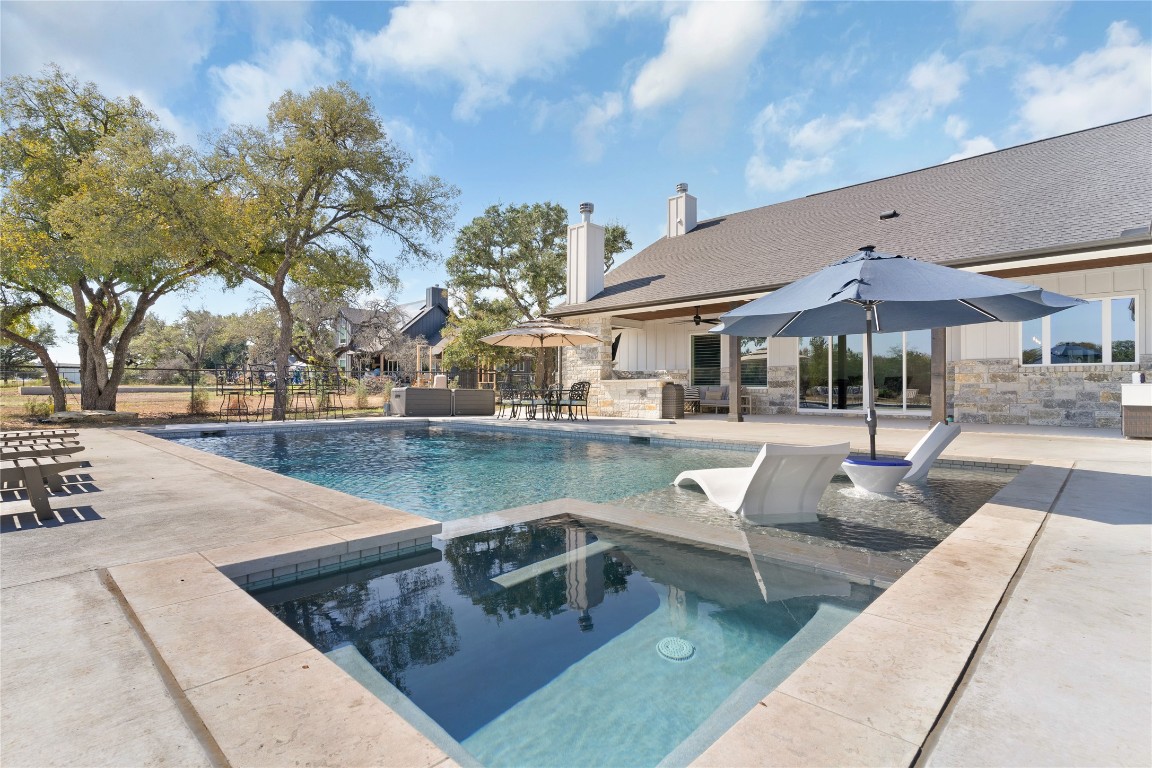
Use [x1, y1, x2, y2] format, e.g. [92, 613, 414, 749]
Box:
[956, 263, 1150, 361]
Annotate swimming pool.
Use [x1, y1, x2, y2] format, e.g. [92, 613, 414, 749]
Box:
[257, 515, 882, 767]
[167, 424, 1011, 561]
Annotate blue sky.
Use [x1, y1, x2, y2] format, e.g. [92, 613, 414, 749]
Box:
[3, 1, 1150, 360]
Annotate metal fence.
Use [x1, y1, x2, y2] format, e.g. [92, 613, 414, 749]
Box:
[0, 363, 527, 423]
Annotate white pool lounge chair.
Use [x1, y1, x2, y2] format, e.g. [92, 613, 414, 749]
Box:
[673, 442, 850, 525]
[901, 422, 961, 483]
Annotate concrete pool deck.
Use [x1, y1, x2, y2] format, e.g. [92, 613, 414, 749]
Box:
[1, 416, 1149, 766]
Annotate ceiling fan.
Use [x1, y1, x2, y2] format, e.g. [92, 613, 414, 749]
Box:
[673, 307, 722, 326]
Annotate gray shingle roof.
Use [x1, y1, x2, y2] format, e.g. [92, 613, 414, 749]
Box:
[553, 116, 1152, 316]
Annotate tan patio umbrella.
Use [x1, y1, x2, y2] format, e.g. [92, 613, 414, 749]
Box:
[479, 318, 601, 349]
[480, 318, 601, 387]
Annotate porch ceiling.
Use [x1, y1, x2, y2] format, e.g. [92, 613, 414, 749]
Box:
[613, 300, 749, 322]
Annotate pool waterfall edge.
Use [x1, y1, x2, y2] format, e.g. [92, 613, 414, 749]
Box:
[110, 425, 1055, 767]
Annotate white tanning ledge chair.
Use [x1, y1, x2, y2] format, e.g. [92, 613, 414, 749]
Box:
[901, 422, 961, 483]
[842, 422, 962, 493]
[673, 442, 850, 525]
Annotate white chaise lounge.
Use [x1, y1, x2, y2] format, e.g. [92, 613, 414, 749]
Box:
[901, 421, 961, 483]
[673, 442, 850, 525]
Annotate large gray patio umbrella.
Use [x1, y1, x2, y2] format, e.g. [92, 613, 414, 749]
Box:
[713, 246, 1083, 458]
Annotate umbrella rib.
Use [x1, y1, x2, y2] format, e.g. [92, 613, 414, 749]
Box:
[776, 311, 804, 336]
[959, 299, 1000, 321]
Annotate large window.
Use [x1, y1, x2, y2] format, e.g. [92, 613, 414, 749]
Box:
[691, 334, 721, 385]
[799, 331, 930, 412]
[1022, 296, 1137, 365]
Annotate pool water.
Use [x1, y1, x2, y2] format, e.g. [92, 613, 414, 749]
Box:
[169, 425, 1011, 561]
[168, 426, 759, 520]
[258, 517, 882, 767]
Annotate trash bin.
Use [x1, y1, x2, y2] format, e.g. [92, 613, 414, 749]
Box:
[661, 382, 685, 419]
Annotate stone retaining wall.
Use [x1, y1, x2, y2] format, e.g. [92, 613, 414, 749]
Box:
[952, 355, 1151, 428]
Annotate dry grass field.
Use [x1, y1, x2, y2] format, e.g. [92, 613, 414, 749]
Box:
[0, 382, 388, 430]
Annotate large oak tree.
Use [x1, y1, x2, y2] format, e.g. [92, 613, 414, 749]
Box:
[1, 67, 222, 411]
[209, 83, 458, 419]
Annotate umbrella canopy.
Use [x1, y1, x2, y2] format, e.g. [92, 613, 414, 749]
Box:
[480, 318, 601, 348]
[713, 246, 1083, 458]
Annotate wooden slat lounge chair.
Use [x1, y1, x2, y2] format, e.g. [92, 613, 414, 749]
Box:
[1, 455, 88, 521]
[1, 430, 80, 444]
[673, 442, 850, 525]
[0, 442, 84, 461]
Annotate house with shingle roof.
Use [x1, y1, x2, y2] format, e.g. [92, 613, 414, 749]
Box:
[336, 286, 450, 375]
[552, 116, 1152, 429]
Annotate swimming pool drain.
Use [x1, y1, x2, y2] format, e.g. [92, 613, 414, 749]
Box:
[657, 636, 695, 662]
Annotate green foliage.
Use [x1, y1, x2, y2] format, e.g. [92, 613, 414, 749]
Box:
[440, 296, 523, 372]
[603, 222, 632, 273]
[1, 66, 222, 410]
[442, 203, 630, 383]
[446, 202, 570, 320]
[187, 388, 211, 415]
[208, 83, 459, 418]
[23, 397, 53, 418]
[354, 378, 369, 409]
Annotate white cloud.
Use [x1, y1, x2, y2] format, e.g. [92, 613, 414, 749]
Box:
[630, 1, 799, 111]
[747, 51, 969, 193]
[946, 135, 997, 162]
[148, 104, 203, 149]
[1016, 21, 1152, 139]
[574, 92, 625, 163]
[788, 114, 867, 154]
[872, 52, 969, 132]
[210, 40, 341, 127]
[0, 1, 216, 95]
[944, 114, 969, 139]
[942, 113, 995, 162]
[745, 154, 833, 192]
[351, 2, 600, 121]
[380, 117, 448, 177]
[956, 1, 1069, 41]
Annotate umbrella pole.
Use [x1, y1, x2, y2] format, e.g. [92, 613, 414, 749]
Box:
[863, 306, 877, 459]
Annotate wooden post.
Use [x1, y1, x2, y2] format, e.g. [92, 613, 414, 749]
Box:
[931, 327, 947, 426]
[727, 333, 743, 423]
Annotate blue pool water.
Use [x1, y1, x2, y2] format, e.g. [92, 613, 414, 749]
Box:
[168, 426, 752, 520]
[258, 517, 881, 767]
[168, 424, 1012, 562]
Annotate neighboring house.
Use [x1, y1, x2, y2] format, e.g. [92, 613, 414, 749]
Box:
[551, 116, 1152, 428]
[335, 286, 450, 374]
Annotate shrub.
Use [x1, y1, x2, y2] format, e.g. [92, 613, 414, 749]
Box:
[188, 389, 211, 415]
[24, 397, 52, 418]
[354, 379, 369, 409]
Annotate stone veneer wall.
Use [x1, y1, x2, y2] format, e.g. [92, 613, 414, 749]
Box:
[952, 355, 1151, 428]
[560, 317, 612, 415]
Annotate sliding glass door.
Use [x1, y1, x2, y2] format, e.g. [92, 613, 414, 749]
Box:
[798, 330, 932, 412]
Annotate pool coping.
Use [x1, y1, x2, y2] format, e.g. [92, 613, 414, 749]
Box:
[110, 420, 1056, 767]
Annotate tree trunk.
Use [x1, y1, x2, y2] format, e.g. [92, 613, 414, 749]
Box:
[0, 328, 68, 412]
[272, 288, 294, 421]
